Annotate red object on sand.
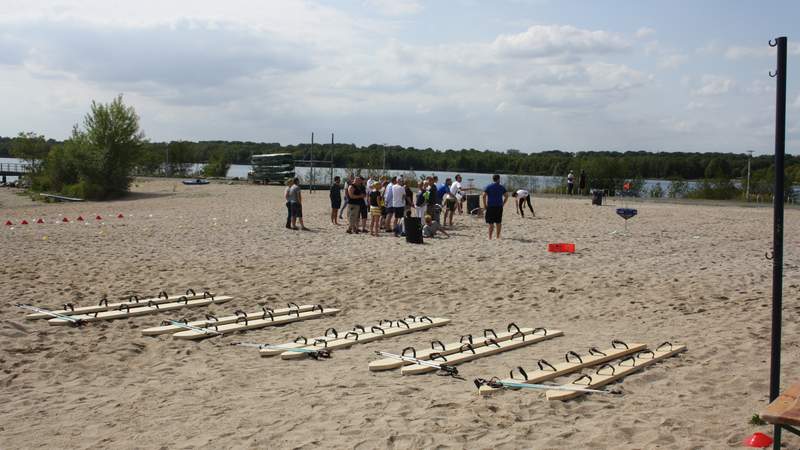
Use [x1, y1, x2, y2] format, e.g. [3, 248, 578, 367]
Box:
[95, 215, 102, 220]
[77, 216, 84, 221]
[5, 220, 12, 226]
[743, 432, 773, 448]
[21, 220, 29, 225]
[36, 218, 44, 224]
[548, 243, 575, 253]
[62, 217, 69, 222]
[117, 213, 124, 218]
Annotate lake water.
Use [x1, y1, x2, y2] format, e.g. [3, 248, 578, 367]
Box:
[4, 157, 795, 198]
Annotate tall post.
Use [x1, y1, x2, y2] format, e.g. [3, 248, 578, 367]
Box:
[310, 132, 314, 192]
[769, 35, 787, 410]
[746, 150, 753, 201]
[331, 133, 335, 185]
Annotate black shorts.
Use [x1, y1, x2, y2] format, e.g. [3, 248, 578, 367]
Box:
[391, 206, 404, 218]
[290, 203, 303, 218]
[445, 198, 456, 211]
[331, 199, 341, 209]
[359, 203, 368, 219]
[485, 206, 503, 224]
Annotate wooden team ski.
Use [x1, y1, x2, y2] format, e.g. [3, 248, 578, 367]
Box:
[279, 316, 450, 360]
[47, 295, 233, 326]
[141, 303, 319, 336]
[546, 342, 687, 401]
[171, 306, 340, 340]
[369, 324, 542, 371]
[401, 328, 563, 375]
[25, 289, 214, 320]
[476, 340, 646, 396]
[259, 323, 377, 357]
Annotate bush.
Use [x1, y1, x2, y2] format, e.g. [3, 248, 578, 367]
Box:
[687, 179, 740, 200]
[203, 149, 231, 177]
[668, 178, 689, 198]
[41, 95, 145, 199]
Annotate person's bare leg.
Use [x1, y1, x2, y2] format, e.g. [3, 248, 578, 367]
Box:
[488, 224, 494, 240]
[496, 223, 502, 239]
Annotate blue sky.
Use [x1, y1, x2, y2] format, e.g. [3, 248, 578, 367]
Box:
[0, 0, 797, 155]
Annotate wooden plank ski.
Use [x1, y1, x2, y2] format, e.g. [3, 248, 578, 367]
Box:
[401, 328, 563, 375]
[477, 340, 646, 396]
[172, 306, 341, 340]
[369, 323, 540, 371]
[47, 295, 233, 326]
[16, 303, 84, 326]
[141, 303, 319, 336]
[260, 323, 376, 357]
[280, 316, 450, 360]
[546, 342, 687, 401]
[25, 289, 214, 320]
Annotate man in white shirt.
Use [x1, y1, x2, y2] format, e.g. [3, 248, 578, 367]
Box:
[389, 178, 406, 234]
[450, 174, 463, 214]
[511, 189, 535, 217]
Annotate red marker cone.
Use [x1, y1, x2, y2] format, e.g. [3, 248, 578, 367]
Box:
[77, 216, 84, 221]
[21, 220, 29, 225]
[36, 218, 44, 224]
[743, 432, 772, 448]
[95, 215, 102, 220]
[4, 220, 12, 226]
[62, 217, 69, 223]
[117, 213, 124, 218]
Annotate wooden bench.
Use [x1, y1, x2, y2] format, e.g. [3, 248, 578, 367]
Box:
[761, 382, 800, 448]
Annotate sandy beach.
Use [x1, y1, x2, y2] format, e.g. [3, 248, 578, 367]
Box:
[1, 177, 799, 449]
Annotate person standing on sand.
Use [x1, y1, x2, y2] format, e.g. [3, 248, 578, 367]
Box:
[330, 176, 342, 225]
[339, 174, 353, 220]
[287, 177, 309, 230]
[567, 170, 575, 195]
[347, 176, 366, 234]
[511, 189, 535, 217]
[482, 174, 508, 240]
[451, 174, 463, 214]
[390, 178, 406, 234]
[442, 178, 456, 227]
[369, 182, 383, 236]
[284, 178, 293, 229]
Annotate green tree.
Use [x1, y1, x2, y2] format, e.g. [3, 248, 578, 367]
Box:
[49, 95, 145, 199]
[10, 132, 50, 173]
[203, 148, 231, 177]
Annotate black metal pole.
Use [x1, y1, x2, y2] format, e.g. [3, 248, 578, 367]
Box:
[769, 36, 787, 450]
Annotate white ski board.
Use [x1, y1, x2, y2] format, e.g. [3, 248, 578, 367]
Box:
[259, 323, 375, 357]
[172, 307, 341, 340]
[25, 289, 214, 320]
[401, 328, 563, 375]
[141, 303, 319, 336]
[280, 317, 450, 360]
[370, 324, 540, 371]
[546, 342, 687, 401]
[47, 295, 233, 326]
[478, 340, 646, 396]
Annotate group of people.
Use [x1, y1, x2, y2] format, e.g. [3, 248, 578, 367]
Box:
[330, 174, 466, 238]
[285, 173, 536, 240]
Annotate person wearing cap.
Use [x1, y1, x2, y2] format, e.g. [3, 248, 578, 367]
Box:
[482, 174, 508, 240]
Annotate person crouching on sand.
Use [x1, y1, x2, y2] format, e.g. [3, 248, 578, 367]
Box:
[422, 214, 449, 238]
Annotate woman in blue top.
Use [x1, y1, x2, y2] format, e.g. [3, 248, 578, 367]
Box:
[482, 174, 508, 240]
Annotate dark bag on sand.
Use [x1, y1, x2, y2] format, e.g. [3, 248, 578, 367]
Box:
[466, 194, 481, 214]
[591, 189, 603, 206]
[404, 217, 423, 244]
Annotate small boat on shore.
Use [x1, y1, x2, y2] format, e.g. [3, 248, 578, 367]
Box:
[183, 179, 210, 185]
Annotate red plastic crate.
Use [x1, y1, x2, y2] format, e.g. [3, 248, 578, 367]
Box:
[548, 243, 575, 253]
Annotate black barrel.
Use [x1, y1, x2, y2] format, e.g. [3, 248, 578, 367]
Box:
[404, 217, 423, 244]
[466, 194, 481, 215]
[591, 190, 603, 206]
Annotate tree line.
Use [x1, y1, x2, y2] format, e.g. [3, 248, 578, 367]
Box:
[4, 109, 798, 200]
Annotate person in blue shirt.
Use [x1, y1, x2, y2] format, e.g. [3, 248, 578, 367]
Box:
[482, 174, 508, 240]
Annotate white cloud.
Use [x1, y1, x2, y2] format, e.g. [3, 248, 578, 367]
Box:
[492, 25, 630, 59]
[746, 80, 775, 96]
[658, 53, 688, 69]
[793, 94, 800, 109]
[364, 0, 422, 16]
[635, 27, 655, 38]
[693, 75, 735, 96]
[725, 46, 772, 60]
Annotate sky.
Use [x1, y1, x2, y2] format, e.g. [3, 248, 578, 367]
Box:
[0, 0, 798, 155]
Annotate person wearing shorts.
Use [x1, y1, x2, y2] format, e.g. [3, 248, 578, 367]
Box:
[347, 177, 366, 234]
[369, 182, 382, 236]
[330, 176, 342, 225]
[442, 178, 456, 227]
[482, 174, 508, 240]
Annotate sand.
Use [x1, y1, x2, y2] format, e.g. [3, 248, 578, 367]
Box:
[1, 177, 798, 449]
